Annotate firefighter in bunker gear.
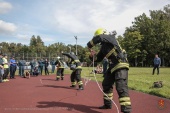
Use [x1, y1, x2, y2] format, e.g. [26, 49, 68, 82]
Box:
[62, 52, 84, 90]
[87, 28, 131, 113]
[55, 57, 65, 80]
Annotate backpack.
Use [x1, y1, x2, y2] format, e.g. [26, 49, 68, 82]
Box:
[153, 81, 163, 88]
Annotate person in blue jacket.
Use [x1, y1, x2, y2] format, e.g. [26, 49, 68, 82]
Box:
[38, 59, 44, 75]
[9, 56, 17, 79]
[152, 54, 161, 75]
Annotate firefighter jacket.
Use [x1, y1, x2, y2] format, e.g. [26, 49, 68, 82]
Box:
[62, 53, 82, 70]
[55, 59, 65, 68]
[87, 34, 129, 73]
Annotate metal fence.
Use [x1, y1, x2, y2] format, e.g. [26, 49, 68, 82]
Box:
[4, 52, 68, 62]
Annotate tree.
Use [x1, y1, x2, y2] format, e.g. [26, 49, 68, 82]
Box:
[123, 30, 144, 66]
[122, 4, 170, 66]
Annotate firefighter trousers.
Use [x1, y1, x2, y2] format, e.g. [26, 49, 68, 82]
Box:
[70, 70, 83, 88]
[102, 69, 131, 113]
[56, 68, 64, 79]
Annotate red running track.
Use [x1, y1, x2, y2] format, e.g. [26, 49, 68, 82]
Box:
[0, 74, 169, 113]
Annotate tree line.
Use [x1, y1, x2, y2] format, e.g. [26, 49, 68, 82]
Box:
[0, 4, 170, 67]
[0, 35, 89, 63]
[117, 4, 170, 67]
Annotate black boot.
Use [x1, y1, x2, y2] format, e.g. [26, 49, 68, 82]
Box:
[56, 78, 59, 81]
[78, 85, 84, 90]
[70, 85, 76, 88]
[99, 105, 111, 109]
[61, 77, 64, 80]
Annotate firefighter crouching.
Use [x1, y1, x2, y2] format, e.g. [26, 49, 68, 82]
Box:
[62, 52, 84, 90]
[87, 28, 132, 113]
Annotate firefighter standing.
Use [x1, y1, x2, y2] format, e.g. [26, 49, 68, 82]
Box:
[87, 28, 131, 113]
[62, 52, 83, 90]
[55, 57, 65, 80]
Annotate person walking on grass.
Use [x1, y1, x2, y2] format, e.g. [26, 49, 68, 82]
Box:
[152, 54, 161, 75]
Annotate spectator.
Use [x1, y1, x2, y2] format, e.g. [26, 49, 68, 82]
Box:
[9, 56, 17, 79]
[33, 66, 39, 76]
[96, 64, 103, 74]
[0, 53, 4, 83]
[18, 57, 26, 77]
[2, 54, 9, 82]
[30, 58, 36, 75]
[44, 59, 49, 75]
[91, 64, 103, 74]
[50, 59, 56, 73]
[152, 54, 161, 75]
[38, 59, 44, 75]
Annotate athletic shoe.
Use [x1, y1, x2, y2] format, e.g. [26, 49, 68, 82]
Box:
[3, 80, 6, 82]
[5, 79, 9, 82]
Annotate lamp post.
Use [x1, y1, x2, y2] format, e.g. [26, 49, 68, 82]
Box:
[0, 46, 2, 53]
[74, 36, 77, 56]
[68, 46, 71, 53]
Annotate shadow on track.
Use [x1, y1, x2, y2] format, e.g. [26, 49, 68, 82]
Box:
[37, 101, 102, 113]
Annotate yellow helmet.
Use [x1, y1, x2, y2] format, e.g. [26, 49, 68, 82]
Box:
[94, 28, 108, 36]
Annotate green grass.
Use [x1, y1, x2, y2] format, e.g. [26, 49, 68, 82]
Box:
[128, 67, 170, 99]
[65, 67, 170, 99]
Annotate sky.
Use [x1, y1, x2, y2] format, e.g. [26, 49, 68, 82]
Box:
[0, 0, 169, 46]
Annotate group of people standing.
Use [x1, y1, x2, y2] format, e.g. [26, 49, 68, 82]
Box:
[0, 52, 84, 91]
[29, 58, 51, 76]
[0, 54, 17, 83]
[0, 54, 61, 83]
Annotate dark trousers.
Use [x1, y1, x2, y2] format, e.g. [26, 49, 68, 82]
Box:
[19, 66, 25, 76]
[30, 67, 34, 75]
[70, 70, 83, 88]
[45, 67, 49, 75]
[10, 65, 16, 78]
[56, 68, 64, 79]
[102, 69, 131, 113]
[3, 68, 9, 80]
[39, 66, 43, 75]
[0, 69, 3, 82]
[52, 65, 55, 73]
[152, 64, 159, 75]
